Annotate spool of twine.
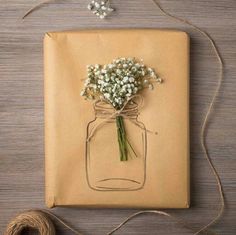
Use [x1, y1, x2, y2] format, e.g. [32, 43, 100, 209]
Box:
[4, 210, 56, 235]
[5, 1, 225, 235]
[4, 210, 82, 235]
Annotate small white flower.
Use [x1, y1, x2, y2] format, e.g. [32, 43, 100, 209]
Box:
[104, 93, 110, 99]
[95, 2, 100, 8]
[87, 4, 93, 10]
[148, 84, 154, 90]
[123, 76, 129, 83]
[129, 77, 134, 83]
[88, 0, 115, 19]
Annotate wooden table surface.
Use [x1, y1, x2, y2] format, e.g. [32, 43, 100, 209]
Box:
[0, 0, 235, 234]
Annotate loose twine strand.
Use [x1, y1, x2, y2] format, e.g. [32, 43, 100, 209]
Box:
[151, 1, 225, 234]
[22, 0, 56, 19]
[6, 0, 225, 235]
[22, 0, 110, 19]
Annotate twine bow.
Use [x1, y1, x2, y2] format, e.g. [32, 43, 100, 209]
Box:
[86, 94, 157, 142]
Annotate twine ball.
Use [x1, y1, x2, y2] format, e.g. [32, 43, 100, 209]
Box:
[4, 210, 56, 235]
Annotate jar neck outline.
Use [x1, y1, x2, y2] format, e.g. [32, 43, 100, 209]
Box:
[93, 100, 140, 120]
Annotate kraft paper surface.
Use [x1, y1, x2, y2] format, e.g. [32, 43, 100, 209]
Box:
[44, 29, 190, 208]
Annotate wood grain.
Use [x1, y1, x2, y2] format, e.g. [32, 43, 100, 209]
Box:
[0, 0, 235, 234]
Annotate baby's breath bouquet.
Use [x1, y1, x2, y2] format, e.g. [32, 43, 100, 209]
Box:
[81, 58, 162, 161]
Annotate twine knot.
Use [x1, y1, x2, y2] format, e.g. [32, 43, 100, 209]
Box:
[86, 95, 157, 142]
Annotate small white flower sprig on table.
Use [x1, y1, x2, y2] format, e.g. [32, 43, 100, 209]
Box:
[87, 0, 114, 19]
[81, 58, 163, 161]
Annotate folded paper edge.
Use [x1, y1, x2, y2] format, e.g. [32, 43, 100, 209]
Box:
[44, 33, 56, 209]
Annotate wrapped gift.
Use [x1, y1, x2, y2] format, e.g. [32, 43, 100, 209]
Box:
[44, 29, 190, 208]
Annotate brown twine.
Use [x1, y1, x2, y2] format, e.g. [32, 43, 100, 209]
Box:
[22, 0, 56, 19]
[150, 1, 225, 234]
[4, 210, 56, 235]
[4, 209, 217, 235]
[22, 0, 111, 19]
[86, 95, 158, 142]
[4, 209, 83, 235]
[93, 101, 140, 119]
[12, 0, 225, 235]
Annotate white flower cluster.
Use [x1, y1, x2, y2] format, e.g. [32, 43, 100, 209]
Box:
[81, 58, 162, 109]
[87, 0, 114, 19]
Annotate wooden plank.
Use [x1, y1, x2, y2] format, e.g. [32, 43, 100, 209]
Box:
[0, 0, 235, 234]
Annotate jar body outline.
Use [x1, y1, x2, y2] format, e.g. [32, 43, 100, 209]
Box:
[85, 116, 147, 191]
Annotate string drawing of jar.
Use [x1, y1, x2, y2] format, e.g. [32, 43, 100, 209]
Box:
[85, 100, 147, 191]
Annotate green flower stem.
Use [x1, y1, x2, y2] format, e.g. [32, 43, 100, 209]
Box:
[116, 116, 128, 161]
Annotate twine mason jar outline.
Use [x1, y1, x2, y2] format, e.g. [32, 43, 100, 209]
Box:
[85, 96, 148, 191]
